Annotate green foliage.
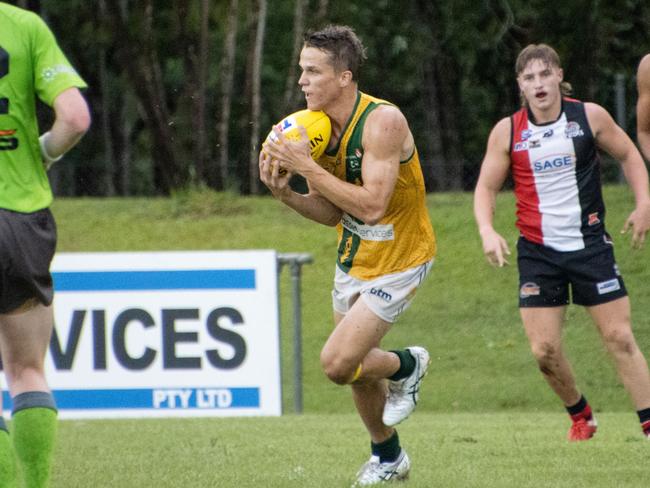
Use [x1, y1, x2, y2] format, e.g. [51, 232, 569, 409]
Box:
[15, 0, 647, 195]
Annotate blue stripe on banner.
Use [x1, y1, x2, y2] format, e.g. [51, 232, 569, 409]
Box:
[52, 269, 256, 291]
[2, 387, 260, 410]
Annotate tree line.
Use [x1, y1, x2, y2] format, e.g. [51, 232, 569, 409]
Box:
[10, 0, 650, 196]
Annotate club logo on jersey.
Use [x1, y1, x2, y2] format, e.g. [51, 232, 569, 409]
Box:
[521, 129, 533, 141]
[588, 212, 600, 226]
[346, 154, 361, 170]
[533, 154, 573, 173]
[514, 142, 528, 152]
[564, 121, 584, 138]
[597, 278, 620, 295]
[520, 282, 540, 298]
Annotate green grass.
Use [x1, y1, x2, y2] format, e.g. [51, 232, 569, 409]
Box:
[45, 186, 650, 486]
[52, 412, 649, 487]
[51, 186, 650, 414]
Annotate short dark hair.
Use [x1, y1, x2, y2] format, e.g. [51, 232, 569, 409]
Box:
[515, 43, 572, 103]
[303, 25, 367, 81]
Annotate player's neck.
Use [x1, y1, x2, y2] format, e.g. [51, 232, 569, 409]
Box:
[325, 87, 359, 136]
[529, 98, 562, 125]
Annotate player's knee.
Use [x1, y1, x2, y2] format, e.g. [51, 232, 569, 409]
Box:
[602, 328, 637, 356]
[320, 350, 355, 385]
[530, 341, 557, 365]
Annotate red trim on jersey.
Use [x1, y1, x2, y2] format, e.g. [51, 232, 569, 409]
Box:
[510, 109, 543, 244]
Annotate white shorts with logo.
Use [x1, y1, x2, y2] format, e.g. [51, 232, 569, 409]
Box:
[332, 260, 433, 323]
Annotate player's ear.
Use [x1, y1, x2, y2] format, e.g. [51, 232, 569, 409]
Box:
[339, 70, 353, 87]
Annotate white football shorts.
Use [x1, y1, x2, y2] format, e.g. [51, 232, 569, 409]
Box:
[331, 260, 433, 323]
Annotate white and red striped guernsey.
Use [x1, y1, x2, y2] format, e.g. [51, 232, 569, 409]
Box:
[510, 98, 606, 252]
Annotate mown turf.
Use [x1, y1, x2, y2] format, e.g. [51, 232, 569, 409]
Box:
[45, 186, 650, 486]
[52, 412, 649, 487]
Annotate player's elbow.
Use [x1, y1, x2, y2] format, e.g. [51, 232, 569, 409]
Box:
[360, 206, 386, 226]
[54, 90, 92, 137]
[66, 107, 92, 137]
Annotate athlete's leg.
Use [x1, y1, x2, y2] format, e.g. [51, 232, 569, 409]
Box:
[0, 299, 57, 488]
[588, 297, 650, 409]
[520, 306, 582, 406]
[321, 301, 399, 443]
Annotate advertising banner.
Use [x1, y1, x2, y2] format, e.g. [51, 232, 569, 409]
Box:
[3, 251, 282, 419]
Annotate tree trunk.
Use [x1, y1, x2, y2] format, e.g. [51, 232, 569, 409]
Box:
[98, 0, 116, 196]
[437, 55, 464, 191]
[218, 0, 239, 190]
[194, 0, 210, 185]
[104, 0, 183, 194]
[421, 59, 445, 191]
[314, 0, 328, 24]
[248, 0, 267, 195]
[283, 0, 307, 113]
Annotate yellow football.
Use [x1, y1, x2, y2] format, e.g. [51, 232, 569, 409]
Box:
[265, 109, 332, 163]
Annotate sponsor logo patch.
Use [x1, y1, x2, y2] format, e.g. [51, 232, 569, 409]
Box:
[597, 278, 621, 295]
[588, 212, 600, 226]
[520, 282, 541, 298]
[542, 129, 554, 138]
[514, 142, 528, 152]
[341, 214, 394, 242]
[41, 65, 78, 82]
[529, 140, 541, 148]
[369, 287, 392, 302]
[521, 129, 532, 141]
[533, 155, 573, 173]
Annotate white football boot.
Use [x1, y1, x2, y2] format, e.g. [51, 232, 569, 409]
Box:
[382, 346, 430, 427]
[352, 449, 410, 486]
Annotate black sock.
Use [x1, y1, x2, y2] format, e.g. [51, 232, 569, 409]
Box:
[566, 395, 592, 421]
[388, 350, 415, 381]
[637, 408, 650, 435]
[371, 431, 401, 463]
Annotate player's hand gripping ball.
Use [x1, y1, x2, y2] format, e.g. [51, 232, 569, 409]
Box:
[265, 109, 331, 174]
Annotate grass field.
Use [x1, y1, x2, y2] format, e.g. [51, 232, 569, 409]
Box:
[44, 186, 650, 486]
[54, 412, 648, 487]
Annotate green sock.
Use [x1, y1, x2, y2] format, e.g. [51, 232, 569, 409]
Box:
[12, 392, 57, 488]
[0, 419, 17, 488]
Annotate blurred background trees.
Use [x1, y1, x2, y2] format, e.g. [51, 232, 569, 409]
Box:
[11, 0, 650, 195]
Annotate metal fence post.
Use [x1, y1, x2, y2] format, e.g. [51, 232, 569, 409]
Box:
[277, 253, 313, 414]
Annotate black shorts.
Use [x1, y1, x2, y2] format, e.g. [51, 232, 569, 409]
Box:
[517, 236, 627, 308]
[0, 208, 57, 313]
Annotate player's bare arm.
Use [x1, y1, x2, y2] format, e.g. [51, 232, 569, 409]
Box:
[40, 88, 91, 167]
[281, 105, 404, 225]
[637, 54, 650, 162]
[586, 102, 650, 248]
[474, 117, 512, 266]
[258, 148, 342, 226]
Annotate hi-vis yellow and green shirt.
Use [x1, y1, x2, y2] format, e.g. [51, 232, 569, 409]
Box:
[317, 92, 436, 280]
[0, 3, 87, 212]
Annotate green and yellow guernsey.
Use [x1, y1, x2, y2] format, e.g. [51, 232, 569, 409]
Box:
[0, 3, 87, 212]
[318, 92, 436, 281]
